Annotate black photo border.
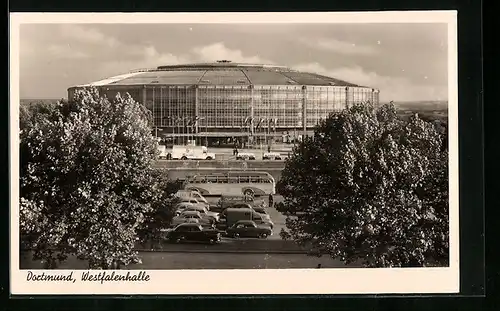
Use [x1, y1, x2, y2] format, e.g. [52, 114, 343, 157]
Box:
[4, 0, 485, 310]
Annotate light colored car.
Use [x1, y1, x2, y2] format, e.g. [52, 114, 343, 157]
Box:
[171, 145, 215, 160]
[174, 202, 197, 214]
[184, 205, 219, 222]
[263, 152, 283, 160]
[236, 152, 256, 160]
[177, 197, 210, 210]
[171, 211, 212, 227]
[174, 190, 209, 205]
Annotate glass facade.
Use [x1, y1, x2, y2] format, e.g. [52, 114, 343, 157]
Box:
[69, 83, 379, 138]
[197, 85, 252, 129]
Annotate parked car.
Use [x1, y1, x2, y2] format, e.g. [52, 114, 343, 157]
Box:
[219, 207, 274, 229]
[220, 203, 271, 220]
[170, 211, 212, 227]
[213, 195, 267, 213]
[236, 152, 256, 160]
[226, 220, 272, 239]
[262, 152, 282, 160]
[166, 223, 223, 244]
[174, 202, 197, 215]
[252, 205, 270, 217]
[179, 204, 220, 222]
[177, 197, 210, 209]
[174, 190, 209, 205]
[171, 145, 215, 160]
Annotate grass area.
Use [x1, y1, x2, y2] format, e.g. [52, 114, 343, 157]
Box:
[20, 251, 354, 270]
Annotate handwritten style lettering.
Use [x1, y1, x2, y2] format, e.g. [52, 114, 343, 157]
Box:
[26, 271, 76, 283]
[81, 271, 150, 284]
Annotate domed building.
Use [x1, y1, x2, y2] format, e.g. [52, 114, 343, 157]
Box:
[68, 60, 379, 146]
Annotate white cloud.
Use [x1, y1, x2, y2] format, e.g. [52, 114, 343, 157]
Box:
[97, 45, 192, 75]
[298, 37, 378, 55]
[58, 25, 119, 47]
[98, 42, 275, 75]
[47, 44, 89, 59]
[56, 26, 272, 66]
[190, 42, 273, 64]
[130, 45, 191, 66]
[293, 62, 447, 102]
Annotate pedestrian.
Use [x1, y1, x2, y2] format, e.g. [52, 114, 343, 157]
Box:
[267, 145, 271, 153]
[235, 148, 239, 157]
[268, 193, 274, 208]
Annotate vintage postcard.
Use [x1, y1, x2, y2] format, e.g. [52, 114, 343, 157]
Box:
[10, 11, 458, 295]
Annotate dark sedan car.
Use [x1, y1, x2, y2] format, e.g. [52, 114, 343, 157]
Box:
[167, 223, 223, 244]
[226, 220, 272, 239]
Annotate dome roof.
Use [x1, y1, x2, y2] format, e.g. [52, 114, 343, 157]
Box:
[76, 60, 364, 88]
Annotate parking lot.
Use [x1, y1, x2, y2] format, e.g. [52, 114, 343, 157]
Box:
[20, 195, 350, 269]
[204, 195, 286, 240]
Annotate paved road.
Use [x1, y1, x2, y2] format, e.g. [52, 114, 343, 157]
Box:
[154, 159, 287, 169]
[21, 251, 356, 270]
[137, 237, 305, 253]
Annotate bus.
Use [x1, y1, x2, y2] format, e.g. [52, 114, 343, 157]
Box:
[184, 171, 276, 197]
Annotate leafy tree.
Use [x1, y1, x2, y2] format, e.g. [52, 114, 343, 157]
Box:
[20, 87, 165, 269]
[136, 170, 184, 247]
[278, 103, 449, 267]
[19, 100, 59, 131]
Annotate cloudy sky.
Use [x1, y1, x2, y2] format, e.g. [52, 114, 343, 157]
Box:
[19, 23, 448, 102]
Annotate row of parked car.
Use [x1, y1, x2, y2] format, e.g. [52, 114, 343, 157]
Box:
[235, 152, 286, 161]
[162, 190, 275, 244]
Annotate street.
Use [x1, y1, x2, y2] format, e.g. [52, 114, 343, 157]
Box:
[20, 251, 357, 270]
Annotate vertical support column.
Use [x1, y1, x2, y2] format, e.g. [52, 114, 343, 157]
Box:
[142, 86, 147, 106]
[302, 85, 307, 138]
[195, 86, 199, 135]
[250, 85, 254, 137]
[160, 87, 163, 128]
[152, 87, 156, 128]
[345, 86, 349, 108]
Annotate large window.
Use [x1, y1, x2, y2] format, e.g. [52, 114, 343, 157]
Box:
[197, 86, 252, 128]
[144, 86, 195, 128]
[103, 84, 378, 131]
[253, 86, 302, 129]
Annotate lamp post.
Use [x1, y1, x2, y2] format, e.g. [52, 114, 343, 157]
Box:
[176, 117, 182, 145]
[183, 116, 190, 145]
[185, 117, 192, 145]
[179, 116, 184, 145]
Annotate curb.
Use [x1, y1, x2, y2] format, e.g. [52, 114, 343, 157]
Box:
[135, 248, 309, 254]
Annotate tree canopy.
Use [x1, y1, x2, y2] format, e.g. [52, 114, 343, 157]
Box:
[20, 88, 178, 269]
[278, 103, 449, 267]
